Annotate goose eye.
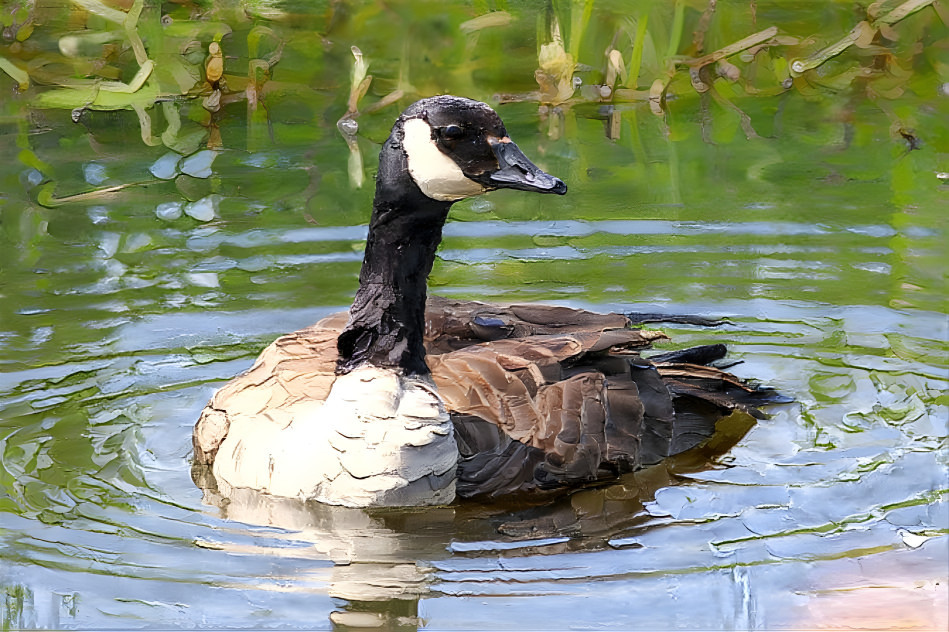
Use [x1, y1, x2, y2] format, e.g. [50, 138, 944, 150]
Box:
[441, 124, 465, 140]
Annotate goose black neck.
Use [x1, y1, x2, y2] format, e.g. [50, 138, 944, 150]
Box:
[336, 134, 452, 375]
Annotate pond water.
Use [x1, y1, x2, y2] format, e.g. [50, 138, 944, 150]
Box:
[1, 1, 947, 630]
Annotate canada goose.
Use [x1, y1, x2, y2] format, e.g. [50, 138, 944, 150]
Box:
[193, 96, 781, 508]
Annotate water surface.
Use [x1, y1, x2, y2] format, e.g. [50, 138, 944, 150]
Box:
[1, 1, 946, 629]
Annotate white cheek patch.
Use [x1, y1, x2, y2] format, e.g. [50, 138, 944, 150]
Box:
[402, 118, 487, 202]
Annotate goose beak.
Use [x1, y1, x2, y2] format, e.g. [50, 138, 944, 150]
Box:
[479, 137, 567, 195]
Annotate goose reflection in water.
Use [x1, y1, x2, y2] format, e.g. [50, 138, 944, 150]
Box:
[194, 408, 756, 630]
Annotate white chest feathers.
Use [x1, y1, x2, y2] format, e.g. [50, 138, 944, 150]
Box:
[402, 118, 486, 201]
[211, 366, 458, 507]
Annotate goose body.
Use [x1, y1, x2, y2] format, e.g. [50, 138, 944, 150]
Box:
[193, 96, 777, 507]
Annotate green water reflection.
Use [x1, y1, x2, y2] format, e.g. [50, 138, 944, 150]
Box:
[1, 1, 947, 630]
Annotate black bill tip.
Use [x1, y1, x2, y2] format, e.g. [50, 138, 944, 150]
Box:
[478, 137, 567, 195]
[489, 166, 568, 195]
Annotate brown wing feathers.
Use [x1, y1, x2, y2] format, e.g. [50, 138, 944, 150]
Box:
[427, 300, 776, 499]
[194, 297, 776, 499]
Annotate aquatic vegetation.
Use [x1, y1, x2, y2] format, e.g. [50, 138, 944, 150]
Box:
[1, 0, 942, 208]
[2, 2, 940, 135]
[511, 0, 941, 141]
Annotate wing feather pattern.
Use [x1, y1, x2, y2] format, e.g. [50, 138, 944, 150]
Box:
[194, 298, 781, 501]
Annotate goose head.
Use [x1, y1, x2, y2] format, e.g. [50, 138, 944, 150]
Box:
[386, 95, 567, 202]
[338, 96, 566, 376]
